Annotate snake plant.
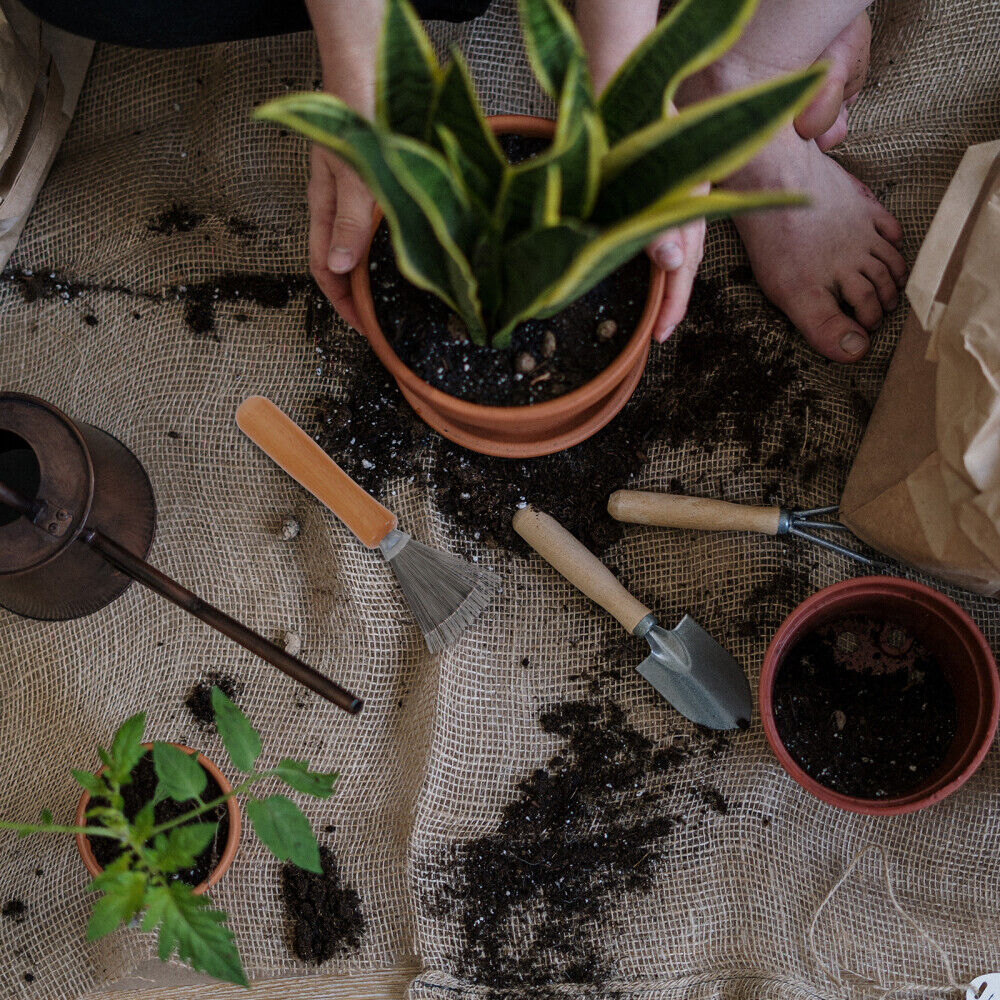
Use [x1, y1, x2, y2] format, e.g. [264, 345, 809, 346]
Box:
[257, 0, 822, 349]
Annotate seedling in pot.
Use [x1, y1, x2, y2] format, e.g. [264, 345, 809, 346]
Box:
[0, 688, 338, 986]
[256, 0, 824, 350]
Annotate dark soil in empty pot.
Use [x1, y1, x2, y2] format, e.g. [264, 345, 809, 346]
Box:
[772, 616, 957, 799]
[368, 133, 648, 406]
[88, 751, 229, 886]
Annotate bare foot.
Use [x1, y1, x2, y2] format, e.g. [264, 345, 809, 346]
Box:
[729, 127, 905, 362]
[794, 13, 871, 151]
[676, 1, 904, 362]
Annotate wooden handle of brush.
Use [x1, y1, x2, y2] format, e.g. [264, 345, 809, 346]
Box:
[237, 396, 396, 548]
[513, 506, 651, 634]
[608, 491, 782, 536]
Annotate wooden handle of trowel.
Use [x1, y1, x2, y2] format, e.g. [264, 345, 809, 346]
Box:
[513, 506, 651, 634]
[608, 491, 782, 536]
[237, 396, 397, 548]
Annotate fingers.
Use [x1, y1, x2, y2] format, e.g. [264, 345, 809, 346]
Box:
[647, 218, 706, 343]
[307, 146, 373, 330]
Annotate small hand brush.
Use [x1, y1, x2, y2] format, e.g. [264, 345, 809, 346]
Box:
[237, 397, 499, 653]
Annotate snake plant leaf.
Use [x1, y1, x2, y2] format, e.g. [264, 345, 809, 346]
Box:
[384, 135, 487, 342]
[517, 0, 584, 99]
[594, 66, 825, 225]
[492, 221, 594, 345]
[599, 0, 759, 145]
[435, 125, 493, 214]
[256, 93, 464, 322]
[539, 189, 806, 321]
[428, 49, 506, 201]
[376, 0, 442, 138]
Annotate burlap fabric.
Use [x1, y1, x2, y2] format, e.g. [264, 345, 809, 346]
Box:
[1, 2, 999, 998]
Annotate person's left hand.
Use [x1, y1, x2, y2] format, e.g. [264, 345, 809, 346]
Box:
[577, 0, 706, 343]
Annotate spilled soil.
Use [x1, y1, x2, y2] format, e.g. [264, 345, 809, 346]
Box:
[281, 845, 365, 964]
[773, 616, 958, 798]
[148, 204, 204, 235]
[184, 671, 244, 731]
[89, 751, 229, 886]
[424, 697, 745, 989]
[312, 274, 840, 556]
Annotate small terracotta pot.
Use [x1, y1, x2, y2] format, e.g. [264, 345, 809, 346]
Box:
[760, 577, 999, 816]
[75, 742, 241, 894]
[350, 113, 667, 458]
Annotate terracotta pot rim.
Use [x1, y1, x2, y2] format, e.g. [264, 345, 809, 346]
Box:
[759, 576, 1000, 816]
[348, 112, 665, 452]
[75, 742, 241, 895]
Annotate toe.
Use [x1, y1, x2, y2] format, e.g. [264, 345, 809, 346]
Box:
[816, 105, 849, 152]
[871, 235, 908, 286]
[794, 70, 847, 142]
[777, 285, 870, 363]
[861, 256, 899, 312]
[839, 272, 883, 331]
[872, 207, 904, 248]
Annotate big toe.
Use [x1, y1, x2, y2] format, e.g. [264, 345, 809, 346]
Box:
[777, 285, 871, 363]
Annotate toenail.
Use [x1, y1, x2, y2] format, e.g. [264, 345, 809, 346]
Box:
[840, 331, 868, 356]
[655, 242, 685, 270]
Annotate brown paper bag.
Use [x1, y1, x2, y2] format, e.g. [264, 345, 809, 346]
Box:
[0, 0, 92, 266]
[842, 140, 1000, 595]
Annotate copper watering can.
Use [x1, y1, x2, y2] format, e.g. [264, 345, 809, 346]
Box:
[0, 393, 362, 714]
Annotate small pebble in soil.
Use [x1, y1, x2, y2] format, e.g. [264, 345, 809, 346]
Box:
[281, 845, 365, 964]
[2, 899, 27, 923]
[596, 318, 618, 341]
[280, 516, 301, 541]
[773, 616, 958, 798]
[540, 329, 557, 358]
[184, 670, 243, 730]
[284, 631, 302, 657]
[515, 352, 537, 375]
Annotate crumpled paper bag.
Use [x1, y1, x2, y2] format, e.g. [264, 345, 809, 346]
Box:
[841, 139, 1000, 595]
[0, 0, 92, 264]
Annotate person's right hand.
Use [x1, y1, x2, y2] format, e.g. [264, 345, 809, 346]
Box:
[305, 0, 381, 329]
[307, 146, 373, 330]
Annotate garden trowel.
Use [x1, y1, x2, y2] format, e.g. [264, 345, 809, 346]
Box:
[513, 506, 751, 730]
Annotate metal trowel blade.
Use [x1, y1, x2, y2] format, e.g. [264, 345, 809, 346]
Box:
[636, 614, 752, 730]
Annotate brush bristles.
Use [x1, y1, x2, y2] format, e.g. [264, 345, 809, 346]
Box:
[388, 538, 500, 654]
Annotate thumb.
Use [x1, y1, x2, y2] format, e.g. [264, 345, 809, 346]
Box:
[327, 165, 374, 274]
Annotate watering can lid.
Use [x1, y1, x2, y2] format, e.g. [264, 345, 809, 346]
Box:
[0, 393, 93, 575]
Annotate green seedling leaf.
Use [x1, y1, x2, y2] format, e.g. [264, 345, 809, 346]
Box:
[86, 870, 147, 941]
[153, 743, 207, 802]
[211, 687, 261, 773]
[132, 800, 156, 847]
[271, 759, 339, 799]
[108, 712, 147, 784]
[143, 882, 247, 987]
[39, 809, 52, 826]
[376, 0, 441, 137]
[599, 0, 759, 144]
[72, 769, 107, 798]
[149, 823, 218, 874]
[246, 795, 321, 873]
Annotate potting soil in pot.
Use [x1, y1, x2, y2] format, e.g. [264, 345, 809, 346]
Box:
[88, 752, 229, 886]
[772, 616, 958, 798]
[368, 134, 648, 406]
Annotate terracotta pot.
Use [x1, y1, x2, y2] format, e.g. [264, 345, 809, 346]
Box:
[760, 577, 999, 816]
[75, 742, 241, 894]
[350, 113, 667, 458]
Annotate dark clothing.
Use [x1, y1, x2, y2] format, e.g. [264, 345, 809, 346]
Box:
[19, 0, 492, 48]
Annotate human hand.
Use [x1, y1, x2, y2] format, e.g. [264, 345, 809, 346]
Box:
[576, 0, 705, 343]
[304, 0, 381, 328]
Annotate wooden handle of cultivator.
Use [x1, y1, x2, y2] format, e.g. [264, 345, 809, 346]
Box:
[608, 491, 782, 536]
[236, 396, 397, 549]
[513, 506, 651, 634]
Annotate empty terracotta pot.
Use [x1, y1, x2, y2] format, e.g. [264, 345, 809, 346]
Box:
[75, 742, 241, 894]
[350, 113, 666, 459]
[760, 577, 999, 815]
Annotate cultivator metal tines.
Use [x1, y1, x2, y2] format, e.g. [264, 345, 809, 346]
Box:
[607, 491, 881, 568]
